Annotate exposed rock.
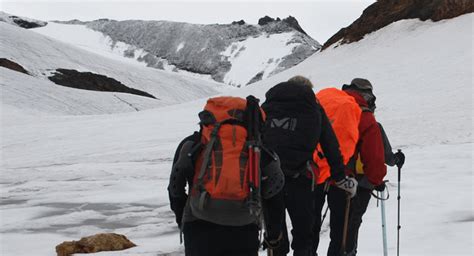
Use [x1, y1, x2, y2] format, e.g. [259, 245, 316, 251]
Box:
[323, 0, 474, 50]
[55, 233, 136, 256]
[232, 20, 246, 25]
[0, 11, 47, 29]
[258, 16, 276, 26]
[282, 16, 308, 35]
[0, 58, 29, 74]
[11, 18, 46, 28]
[48, 69, 156, 99]
[247, 71, 264, 85]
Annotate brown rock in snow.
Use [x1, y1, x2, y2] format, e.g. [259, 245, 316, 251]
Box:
[55, 233, 136, 256]
[0, 58, 29, 74]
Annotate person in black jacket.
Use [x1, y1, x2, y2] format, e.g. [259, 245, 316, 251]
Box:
[168, 131, 286, 255]
[261, 76, 358, 256]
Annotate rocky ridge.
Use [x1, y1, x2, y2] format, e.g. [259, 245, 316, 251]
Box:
[323, 0, 474, 49]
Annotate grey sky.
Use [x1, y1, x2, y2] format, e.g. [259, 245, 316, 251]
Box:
[1, 0, 375, 43]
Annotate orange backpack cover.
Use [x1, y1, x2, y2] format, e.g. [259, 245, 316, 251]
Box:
[190, 96, 265, 226]
[314, 88, 362, 184]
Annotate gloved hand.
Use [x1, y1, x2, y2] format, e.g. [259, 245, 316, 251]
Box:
[263, 232, 283, 250]
[335, 176, 358, 198]
[374, 182, 386, 192]
[394, 151, 405, 168]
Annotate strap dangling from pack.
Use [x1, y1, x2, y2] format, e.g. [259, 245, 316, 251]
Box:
[196, 123, 222, 193]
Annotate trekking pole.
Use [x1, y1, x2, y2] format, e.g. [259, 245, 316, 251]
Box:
[379, 190, 388, 256]
[397, 149, 402, 256]
[341, 193, 351, 256]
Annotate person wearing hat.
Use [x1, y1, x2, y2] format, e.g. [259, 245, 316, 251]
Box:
[341, 78, 398, 255]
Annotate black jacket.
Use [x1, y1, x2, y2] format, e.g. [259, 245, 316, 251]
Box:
[262, 81, 345, 181]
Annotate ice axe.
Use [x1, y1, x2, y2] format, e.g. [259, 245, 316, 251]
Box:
[340, 193, 351, 256]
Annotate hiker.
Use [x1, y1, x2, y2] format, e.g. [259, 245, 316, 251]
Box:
[311, 86, 365, 256]
[261, 76, 357, 256]
[168, 96, 286, 256]
[341, 78, 404, 255]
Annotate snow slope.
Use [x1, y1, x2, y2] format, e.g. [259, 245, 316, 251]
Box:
[222, 32, 301, 86]
[1, 22, 222, 115]
[1, 13, 472, 256]
[32, 22, 150, 67]
[31, 22, 215, 82]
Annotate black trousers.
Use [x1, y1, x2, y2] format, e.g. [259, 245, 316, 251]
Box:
[276, 175, 315, 256]
[346, 187, 372, 255]
[183, 220, 259, 256]
[312, 184, 350, 256]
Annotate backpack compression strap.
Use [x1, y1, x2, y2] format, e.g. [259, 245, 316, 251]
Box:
[196, 123, 222, 210]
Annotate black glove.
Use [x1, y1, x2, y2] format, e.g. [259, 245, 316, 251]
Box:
[374, 182, 386, 192]
[263, 232, 283, 250]
[394, 151, 405, 168]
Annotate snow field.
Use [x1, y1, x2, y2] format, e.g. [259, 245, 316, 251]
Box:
[1, 13, 473, 256]
[222, 32, 299, 86]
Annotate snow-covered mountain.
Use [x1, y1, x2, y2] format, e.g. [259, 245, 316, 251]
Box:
[2, 6, 472, 255]
[0, 22, 222, 115]
[32, 16, 320, 87]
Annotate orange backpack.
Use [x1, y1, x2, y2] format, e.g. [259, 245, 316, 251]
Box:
[313, 88, 362, 184]
[189, 96, 265, 226]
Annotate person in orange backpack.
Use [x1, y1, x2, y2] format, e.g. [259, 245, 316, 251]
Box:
[168, 96, 286, 256]
[315, 78, 386, 256]
[311, 87, 363, 256]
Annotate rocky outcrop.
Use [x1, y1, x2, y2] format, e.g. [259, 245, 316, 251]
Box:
[232, 20, 246, 25]
[323, 0, 474, 50]
[0, 11, 47, 29]
[55, 233, 136, 256]
[258, 16, 279, 25]
[48, 69, 156, 99]
[0, 58, 29, 74]
[247, 71, 264, 85]
[258, 15, 308, 35]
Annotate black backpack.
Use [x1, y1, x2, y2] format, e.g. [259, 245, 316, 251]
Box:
[262, 81, 322, 176]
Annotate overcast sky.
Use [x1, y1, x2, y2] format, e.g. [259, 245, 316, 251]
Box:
[1, 0, 375, 43]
